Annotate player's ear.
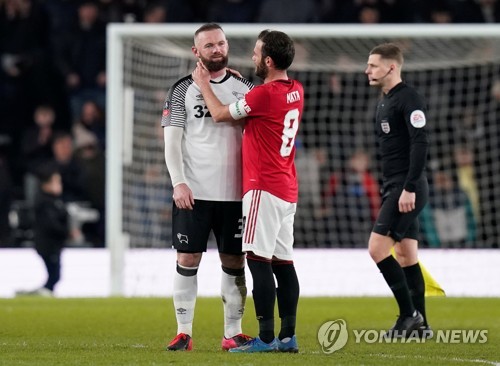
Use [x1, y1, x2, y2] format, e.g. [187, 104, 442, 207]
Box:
[191, 46, 198, 57]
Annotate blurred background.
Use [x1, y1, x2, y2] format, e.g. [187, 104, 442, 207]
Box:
[1, 0, 500, 253]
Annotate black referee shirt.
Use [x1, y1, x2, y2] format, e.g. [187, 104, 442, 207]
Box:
[375, 82, 429, 192]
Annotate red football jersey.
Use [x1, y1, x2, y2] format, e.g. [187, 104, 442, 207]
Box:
[241, 79, 304, 203]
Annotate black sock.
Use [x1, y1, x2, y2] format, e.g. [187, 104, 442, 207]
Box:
[403, 263, 427, 326]
[247, 257, 275, 343]
[377, 255, 415, 317]
[272, 261, 299, 340]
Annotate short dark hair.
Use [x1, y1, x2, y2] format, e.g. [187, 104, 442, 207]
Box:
[369, 43, 404, 65]
[258, 30, 295, 71]
[194, 23, 223, 38]
[52, 131, 72, 144]
[36, 161, 59, 185]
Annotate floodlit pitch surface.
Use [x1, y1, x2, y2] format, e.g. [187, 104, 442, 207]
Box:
[1, 297, 499, 365]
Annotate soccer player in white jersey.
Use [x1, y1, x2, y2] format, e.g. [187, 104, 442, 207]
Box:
[193, 30, 304, 353]
[161, 23, 254, 351]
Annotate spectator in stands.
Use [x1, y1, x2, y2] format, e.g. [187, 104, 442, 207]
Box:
[322, 0, 418, 23]
[21, 104, 56, 170]
[72, 100, 106, 151]
[321, 0, 363, 22]
[294, 143, 328, 247]
[0, 0, 59, 171]
[97, 0, 147, 23]
[475, 78, 500, 247]
[16, 162, 69, 297]
[430, 7, 453, 23]
[378, 0, 420, 22]
[42, 0, 78, 36]
[0, 150, 13, 246]
[74, 132, 105, 247]
[52, 131, 102, 246]
[21, 104, 57, 206]
[453, 145, 480, 224]
[165, 0, 210, 22]
[256, 0, 320, 22]
[133, 160, 172, 247]
[324, 149, 380, 247]
[453, 0, 500, 23]
[358, 4, 380, 23]
[0, 0, 52, 110]
[55, 1, 106, 122]
[208, 0, 262, 22]
[422, 0, 454, 23]
[51, 131, 87, 204]
[142, 1, 167, 23]
[420, 169, 476, 247]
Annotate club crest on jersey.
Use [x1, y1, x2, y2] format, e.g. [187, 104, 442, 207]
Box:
[381, 119, 390, 134]
[410, 110, 426, 128]
[232, 91, 245, 100]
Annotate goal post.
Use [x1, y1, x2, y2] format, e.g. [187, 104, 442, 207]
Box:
[106, 24, 500, 295]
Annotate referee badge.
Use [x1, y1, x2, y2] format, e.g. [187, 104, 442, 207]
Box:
[381, 119, 390, 134]
[410, 110, 426, 128]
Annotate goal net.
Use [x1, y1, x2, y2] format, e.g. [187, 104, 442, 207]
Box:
[107, 24, 500, 287]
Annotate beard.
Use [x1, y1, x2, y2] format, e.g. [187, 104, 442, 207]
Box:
[199, 54, 228, 72]
[255, 59, 268, 80]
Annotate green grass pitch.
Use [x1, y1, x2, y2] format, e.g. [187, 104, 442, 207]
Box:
[1, 297, 499, 365]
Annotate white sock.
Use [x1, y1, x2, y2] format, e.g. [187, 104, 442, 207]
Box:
[173, 263, 198, 336]
[221, 268, 247, 338]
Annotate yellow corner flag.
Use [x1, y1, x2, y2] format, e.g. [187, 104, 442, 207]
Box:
[391, 247, 445, 297]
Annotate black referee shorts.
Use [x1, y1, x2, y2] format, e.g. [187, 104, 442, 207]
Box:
[372, 176, 429, 242]
[172, 199, 243, 254]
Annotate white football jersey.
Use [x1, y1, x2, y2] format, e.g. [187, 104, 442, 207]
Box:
[161, 72, 253, 201]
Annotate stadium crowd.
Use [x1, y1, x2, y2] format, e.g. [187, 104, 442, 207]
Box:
[1, 0, 499, 249]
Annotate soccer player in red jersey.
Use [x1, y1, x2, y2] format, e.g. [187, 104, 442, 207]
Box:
[193, 29, 303, 353]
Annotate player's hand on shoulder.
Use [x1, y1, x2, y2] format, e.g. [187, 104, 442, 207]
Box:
[192, 60, 210, 86]
[173, 183, 195, 210]
[226, 67, 243, 78]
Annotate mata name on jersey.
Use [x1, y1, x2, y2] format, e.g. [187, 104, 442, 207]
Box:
[287, 90, 301, 103]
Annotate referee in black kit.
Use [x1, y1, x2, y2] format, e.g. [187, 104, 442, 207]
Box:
[365, 43, 431, 338]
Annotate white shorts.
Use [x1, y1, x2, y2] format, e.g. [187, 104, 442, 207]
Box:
[242, 190, 297, 260]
